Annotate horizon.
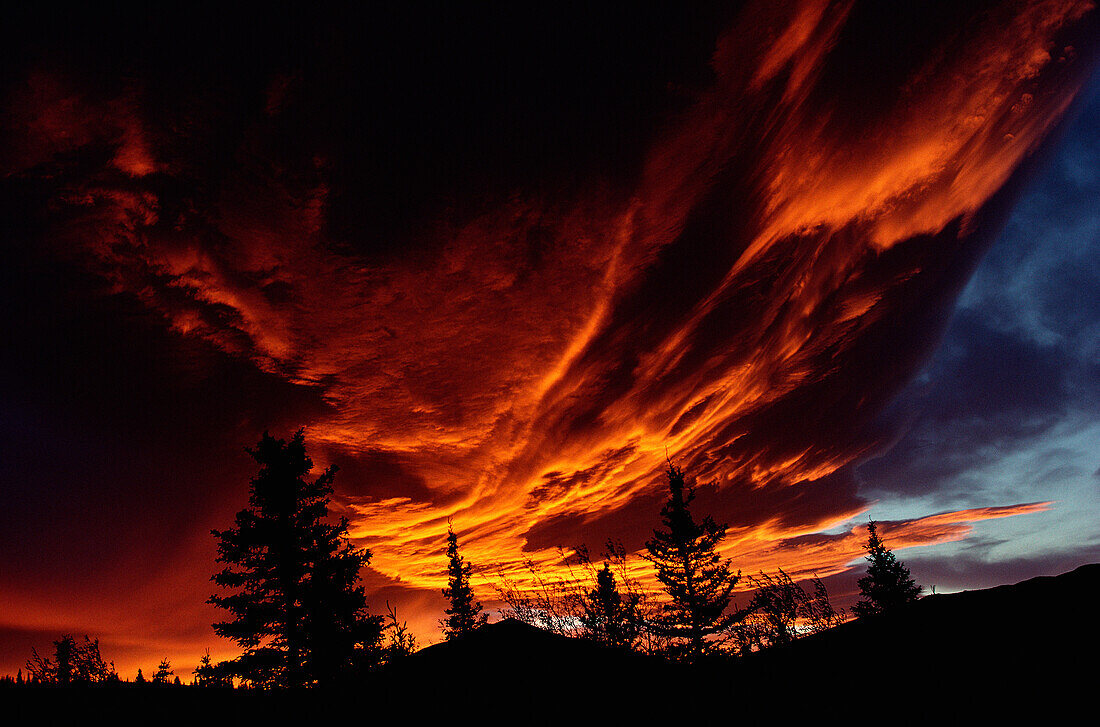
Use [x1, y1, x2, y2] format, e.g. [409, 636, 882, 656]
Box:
[2, 1, 1100, 679]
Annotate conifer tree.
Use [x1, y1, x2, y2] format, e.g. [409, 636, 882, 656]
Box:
[581, 562, 642, 649]
[193, 650, 214, 687]
[644, 463, 740, 662]
[152, 657, 173, 685]
[210, 430, 383, 687]
[27, 634, 115, 684]
[134, 668, 146, 685]
[440, 522, 487, 639]
[852, 520, 922, 618]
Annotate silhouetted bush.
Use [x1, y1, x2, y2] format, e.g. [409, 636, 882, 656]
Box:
[727, 570, 844, 653]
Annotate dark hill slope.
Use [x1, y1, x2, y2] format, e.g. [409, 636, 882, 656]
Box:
[720, 563, 1099, 718]
[738, 562, 1097, 677]
[377, 564, 1099, 721]
[7, 564, 1096, 723]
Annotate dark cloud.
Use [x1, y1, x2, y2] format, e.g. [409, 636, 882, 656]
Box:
[858, 80, 1100, 501]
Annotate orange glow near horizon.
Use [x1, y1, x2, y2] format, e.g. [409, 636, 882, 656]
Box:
[1, 0, 1097, 677]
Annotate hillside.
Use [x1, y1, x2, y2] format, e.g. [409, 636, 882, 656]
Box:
[378, 564, 1099, 720]
[7, 564, 1096, 722]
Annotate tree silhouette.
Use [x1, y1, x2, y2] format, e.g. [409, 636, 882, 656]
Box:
[134, 668, 146, 685]
[193, 650, 234, 688]
[441, 522, 488, 640]
[643, 463, 740, 661]
[26, 634, 116, 684]
[730, 570, 844, 653]
[742, 570, 805, 648]
[852, 520, 922, 618]
[193, 651, 214, 687]
[580, 562, 642, 650]
[210, 430, 383, 687]
[382, 601, 418, 663]
[152, 657, 173, 685]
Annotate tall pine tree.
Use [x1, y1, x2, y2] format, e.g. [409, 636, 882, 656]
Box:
[852, 520, 922, 618]
[644, 463, 740, 662]
[210, 430, 383, 687]
[440, 522, 487, 639]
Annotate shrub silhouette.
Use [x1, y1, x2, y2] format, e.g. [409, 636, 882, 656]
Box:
[729, 570, 844, 653]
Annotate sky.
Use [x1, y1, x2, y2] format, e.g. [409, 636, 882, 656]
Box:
[1, 1, 1098, 677]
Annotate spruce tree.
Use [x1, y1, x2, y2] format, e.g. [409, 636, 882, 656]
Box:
[852, 520, 922, 618]
[152, 657, 173, 685]
[210, 430, 383, 687]
[440, 523, 487, 639]
[644, 463, 740, 662]
[581, 562, 641, 650]
[193, 651, 214, 687]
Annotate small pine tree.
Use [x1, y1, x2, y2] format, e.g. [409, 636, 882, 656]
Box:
[193, 650, 214, 687]
[440, 522, 488, 640]
[581, 562, 642, 650]
[134, 668, 146, 685]
[152, 657, 173, 685]
[852, 520, 922, 618]
[644, 463, 740, 662]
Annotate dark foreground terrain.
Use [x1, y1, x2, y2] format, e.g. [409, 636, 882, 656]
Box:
[5, 564, 1096, 723]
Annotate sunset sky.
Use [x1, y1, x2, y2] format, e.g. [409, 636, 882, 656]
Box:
[2, 1, 1099, 677]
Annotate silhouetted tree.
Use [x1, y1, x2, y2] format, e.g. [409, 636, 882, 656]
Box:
[193, 650, 214, 687]
[580, 562, 642, 650]
[440, 522, 488, 640]
[152, 657, 173, 685]
[644, 463, 740, 661]
[193, 650, 234, 688]
[134, 668, 146, 685]
[210, 430, 384, 687]
[26, 634, 116, 684]
[852, 520, 922, 618]
[382, 602, 418, 663]
[730, 570, 844, 653]
[744, 570, 805, 648]
[803, 575, 845, 634]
